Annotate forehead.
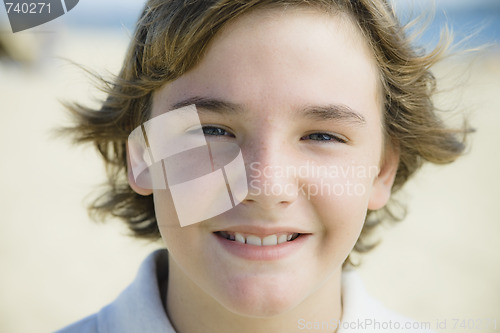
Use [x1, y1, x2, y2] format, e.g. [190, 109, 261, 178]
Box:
[154, 7, 381, 120]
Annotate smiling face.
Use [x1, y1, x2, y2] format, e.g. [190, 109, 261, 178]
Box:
[129, 7, 398, 322]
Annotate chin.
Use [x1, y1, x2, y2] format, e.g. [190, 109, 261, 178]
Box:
[214, 274, 306, 318]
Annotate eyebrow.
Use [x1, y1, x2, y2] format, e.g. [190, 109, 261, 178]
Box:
[171, 97, 243, 114]
[300, 104, 366, 126]
[170, 96, 366, 125]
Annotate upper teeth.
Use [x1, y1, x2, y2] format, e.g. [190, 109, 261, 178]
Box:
[220, 232, 299, 246]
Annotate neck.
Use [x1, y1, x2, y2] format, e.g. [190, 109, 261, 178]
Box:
[165, 257, 342, 333]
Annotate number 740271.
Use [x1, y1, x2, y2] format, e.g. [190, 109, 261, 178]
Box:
[5, 2, 51, 14]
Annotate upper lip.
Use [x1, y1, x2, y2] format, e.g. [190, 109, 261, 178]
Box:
[212, 225, 312, 237]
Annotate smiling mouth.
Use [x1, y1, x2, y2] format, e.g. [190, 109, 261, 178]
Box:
[214, 231, 302, 246]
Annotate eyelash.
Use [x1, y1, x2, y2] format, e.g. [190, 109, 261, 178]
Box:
[300, 132, 348, 144]
[202, 126, 347, 144]
[202, 126, 235, 137]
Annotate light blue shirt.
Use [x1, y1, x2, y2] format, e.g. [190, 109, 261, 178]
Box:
[55, 250, 434, 333]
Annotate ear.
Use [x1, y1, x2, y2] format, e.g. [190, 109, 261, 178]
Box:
[126, 142, 153, 196]
[368, 143, 399, 210]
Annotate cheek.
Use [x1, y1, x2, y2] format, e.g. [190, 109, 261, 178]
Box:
[153, 189, 209, 264]
[312, 191, 368, 264]
[153, 189, 180, 229]
[306, 164, 377, 246]
[153, 190, 202, 259]
[314, 188, 369, 232]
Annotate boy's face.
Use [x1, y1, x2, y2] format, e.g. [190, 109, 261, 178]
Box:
[130, 8, 397, 316]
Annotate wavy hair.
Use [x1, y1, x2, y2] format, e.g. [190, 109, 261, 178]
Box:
[64, 0, 469, 264]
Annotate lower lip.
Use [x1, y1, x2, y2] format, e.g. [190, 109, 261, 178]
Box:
[214, 233, 310, 261]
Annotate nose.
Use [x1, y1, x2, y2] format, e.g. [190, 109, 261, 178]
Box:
[242, 142, 299, 209]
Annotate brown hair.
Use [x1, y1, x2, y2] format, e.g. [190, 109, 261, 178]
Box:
[65, 0, 469, 262]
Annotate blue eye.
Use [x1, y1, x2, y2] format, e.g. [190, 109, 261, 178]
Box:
[202, 126, 235, 137]
[301, 133, 347, 143]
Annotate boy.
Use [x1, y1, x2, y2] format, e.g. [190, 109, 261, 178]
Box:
[56, 0, 467, 332]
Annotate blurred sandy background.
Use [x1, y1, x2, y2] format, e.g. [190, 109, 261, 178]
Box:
[1, 1, 499, 332]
